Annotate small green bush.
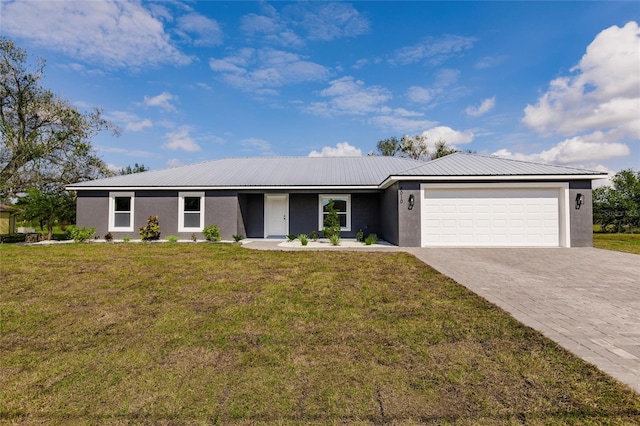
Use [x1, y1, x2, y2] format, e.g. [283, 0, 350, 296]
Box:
[139, 216, 161, 241]
[287, 234, 297, 242]
[122, 237, 131, 242]
[356, 229, 364, 242]
[233, 234, 244, 242]
[365, 233, 378, 245]
[191, 233, 197, 242]
[104, 232, 113, 242]
[299, 234, 308, 246]
[309, 230, 319, 241]
[68, 226, 96, 243]
[203, 225, 221, 242]
[329, 234, 340, 246]
[322, 199, 341, 240]
[166, 236, 179, 243]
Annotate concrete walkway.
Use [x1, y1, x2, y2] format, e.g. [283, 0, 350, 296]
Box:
[244, 240, 640, 393]
[404, 247, 640, 393]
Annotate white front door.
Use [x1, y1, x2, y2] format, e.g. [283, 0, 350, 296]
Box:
[265, 195, 289, 237]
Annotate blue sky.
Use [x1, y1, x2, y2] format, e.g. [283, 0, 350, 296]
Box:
[2, 1, 639, 179]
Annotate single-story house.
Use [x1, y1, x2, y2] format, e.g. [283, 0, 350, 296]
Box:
[0, 204, 19, 235]
[66, 153, 606, 247]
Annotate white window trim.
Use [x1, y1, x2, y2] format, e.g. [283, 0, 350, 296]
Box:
[179, 192, 205, 232]
[108, 192, 135, 232]
[318, 194, 351, 232]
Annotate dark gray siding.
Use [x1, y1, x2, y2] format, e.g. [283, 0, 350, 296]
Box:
[136, 191, 179, 237]
[289, 194, 317, 236]
[380, 184, 399, 245]
[238, 194, 264, 238]
[569, 180, 593, 247]
[76, 191, 109, 237]
[205, 191, 239, 240]
[350, 193, 380, 238]
[396, 182, 422, 247]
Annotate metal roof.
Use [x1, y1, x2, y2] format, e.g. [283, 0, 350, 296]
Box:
[67, 153, 607, 190]
[68, 156, 426, 188]
[394, 152, 608, 177]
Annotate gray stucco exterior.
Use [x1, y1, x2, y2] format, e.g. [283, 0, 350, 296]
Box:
[569, 181, 594, 247]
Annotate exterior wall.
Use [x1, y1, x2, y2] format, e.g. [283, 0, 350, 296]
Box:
[205, 191, 239, 240]
[569, 180, 593, 247]
[76, 191, 109, 237]
[380, 183, 399, 245]
[238, 194, 264, 238]
[350, 193, 380, 239]
[289, 193, 317, 236]
[136, 191, 179, 237]
[396, 182, 422, 247]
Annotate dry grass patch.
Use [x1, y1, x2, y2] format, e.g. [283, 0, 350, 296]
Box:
[1, 243, 639, 424]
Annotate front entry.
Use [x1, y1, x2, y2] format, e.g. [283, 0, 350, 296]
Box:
[264, 194, 289, 238]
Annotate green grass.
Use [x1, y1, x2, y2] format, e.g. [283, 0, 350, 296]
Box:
[594, 233, 640, 255]
[1, 244, 639, 424]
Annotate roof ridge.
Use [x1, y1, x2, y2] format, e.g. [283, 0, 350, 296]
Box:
[469, 152, 603, 174]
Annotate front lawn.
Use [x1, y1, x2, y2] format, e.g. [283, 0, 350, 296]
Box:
[594, 233, 640, 255]
[1, 244, 639, 424]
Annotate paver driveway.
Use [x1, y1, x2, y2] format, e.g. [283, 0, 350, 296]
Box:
[404, 247, 640, 393]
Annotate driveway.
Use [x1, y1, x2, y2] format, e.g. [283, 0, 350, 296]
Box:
[404, 247, 640, 393]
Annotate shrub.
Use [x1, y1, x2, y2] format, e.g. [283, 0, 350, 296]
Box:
[308, 230, 319, 242]
[122, 237, 131, 242]
[356, 229, 364, 242]
[166, 235, 179, 243]
[139, 216, 161, 241]
[322, 199, 341, 240]
[203, 225, 221, 242]
[191, 233, 197, 242]
[233, 234, 244, 242]
[299, 234, 308, 246]
[365, 233, 378, 245]
[68, 226, 96, 243]
[287, 234, 297, 242]
[330, 234, 340, 246]
[104, 232, 113, 242]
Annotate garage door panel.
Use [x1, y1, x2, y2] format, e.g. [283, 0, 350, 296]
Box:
[422, 188, 560, 247]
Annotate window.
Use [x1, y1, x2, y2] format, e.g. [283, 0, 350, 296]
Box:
[179, 192, 204, 232]
[319, 195, 351, 231]
[109, 192, 134, 232]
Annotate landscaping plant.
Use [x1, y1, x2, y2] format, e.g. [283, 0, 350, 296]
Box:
[365, 233, 378, 246]
[322, 199, 341, 240]
[299, 234, 309, 246]
[203, 225, 221, 242]
[139, 215, 161, 241]
[67, 226, 96, 242]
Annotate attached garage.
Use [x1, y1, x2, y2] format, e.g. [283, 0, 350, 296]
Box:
[420, 183, 570, 247]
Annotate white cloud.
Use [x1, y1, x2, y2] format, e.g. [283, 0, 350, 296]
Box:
[0, 0, 194, 68]
[407, 86, 434, 103]
[465, 97, 496, 117]
[175, 13, 223, 46]
[241, 138, 275, 156]
[126, 119, 153, 132]
[523, 21, 640, 139]
[209, 48, 330, 91]
[308, 142, 362, 157]
[143, 92, 177, 112]
[492, 136, 630, 165]
[306, 76, 391, 116]
[475, 55, 507, 70]
[420, 126, 474, 146]
[292, 2, 369, 41]
[391, 34, 476, 65]
[163, 126, 201, 152]
[166, 158, 185, 168]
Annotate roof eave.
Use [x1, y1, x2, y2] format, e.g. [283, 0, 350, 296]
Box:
[379, 173, 609, 189]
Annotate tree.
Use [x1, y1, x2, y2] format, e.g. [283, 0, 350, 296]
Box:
[593, 169, 640, 232]
[15, 188, 75, 240]
[120, 163, 149, 175]
[0, 37, 117, 202]
[373, 134, 459, 161]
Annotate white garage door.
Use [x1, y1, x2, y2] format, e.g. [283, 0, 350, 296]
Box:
[421, 187, 560, 247]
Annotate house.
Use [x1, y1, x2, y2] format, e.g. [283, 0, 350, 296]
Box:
[0, 204, 18, 235]
[66, 153, 606, 247]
